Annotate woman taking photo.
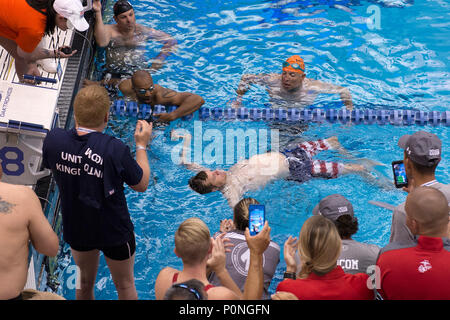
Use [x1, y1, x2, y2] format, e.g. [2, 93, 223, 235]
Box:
[0, 0, 88, 81]
[276, 215, 374, 300]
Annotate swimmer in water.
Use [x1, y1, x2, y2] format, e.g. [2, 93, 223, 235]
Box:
[93, 0, 177, 75]
[84, 70, 204, 122]
[173, 132, 382, 208]
[231, 55, 353, 111]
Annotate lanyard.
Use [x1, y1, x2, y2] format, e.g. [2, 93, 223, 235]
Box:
[421, 180, 438, 187]
[76, 127, 98, 134]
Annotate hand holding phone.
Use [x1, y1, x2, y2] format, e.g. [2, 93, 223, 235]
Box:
[249, 204, 265, 236]
[392, 160, 408, 188]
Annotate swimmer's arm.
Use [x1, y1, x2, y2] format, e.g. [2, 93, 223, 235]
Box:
[311, 80, 353, 111]
[93, 0, 113, 47]
[232, 74, 272, 108]
[156, 89, 205, 121]
[143, 27, 178, 69]
[27, 188, 59, 257]
[172, 131, 207, 171]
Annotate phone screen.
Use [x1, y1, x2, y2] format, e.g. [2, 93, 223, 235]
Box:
[392, 161, 408, 188]
[249, 204, 265, 236]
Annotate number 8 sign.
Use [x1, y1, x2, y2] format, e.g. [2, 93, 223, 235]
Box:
[0, 146, 25, 176]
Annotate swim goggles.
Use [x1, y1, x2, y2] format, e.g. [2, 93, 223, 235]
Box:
[172, 284, 203, 300]
[282, 61, 305, 72]
[135, 85, 154, 95]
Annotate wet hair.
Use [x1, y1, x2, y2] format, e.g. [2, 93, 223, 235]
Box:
[233, 198, 260, 231]
[188, 171, 215, 194]
[334, 214, 359, 239]
[298, 216, 341, 279]
[26, 0, 57, 36]
[164, 279, 207, 300]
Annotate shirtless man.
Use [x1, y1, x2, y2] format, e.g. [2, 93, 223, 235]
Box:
[93, 0, 177, 74]
[173, 132, 376, 208]
[84, 69, 204, 122]
[0, 163, 59, 300]
[232, 55, 353, 110]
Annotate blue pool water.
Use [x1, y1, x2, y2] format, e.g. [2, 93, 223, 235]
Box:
[53, 0, 449, 299]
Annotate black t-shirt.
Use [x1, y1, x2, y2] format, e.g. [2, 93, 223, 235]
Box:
[42, 128, 143, 247]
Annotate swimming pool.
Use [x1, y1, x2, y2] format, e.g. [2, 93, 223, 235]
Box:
[52, 0, 449, 299]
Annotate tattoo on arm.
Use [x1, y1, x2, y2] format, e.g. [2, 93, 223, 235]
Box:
[0, 196, 16, 214]
[162, 88, 178, 99]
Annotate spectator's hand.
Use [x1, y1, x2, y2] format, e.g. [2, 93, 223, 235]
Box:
[220, 219, 235, 233]
[284, 236, 298, 272]
[244, 221, 270, 255]
[402, 177, 415, 194]
[207, 234, 228, 272]
[271, 292, 299, 300]
[57, 46, 77, 59]
[93, 0, 102, 13]
[134, 120, 153, 147]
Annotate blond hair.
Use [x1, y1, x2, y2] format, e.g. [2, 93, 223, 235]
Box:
[175, 218, 211, 265]
[298, 216, 341, 279]
[73, 85, 110, 128]
[233, 198, 260, 231]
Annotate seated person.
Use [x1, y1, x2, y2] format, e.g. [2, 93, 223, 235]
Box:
[154, 217, 242, 300]
[277, 215, 374, 300]
[208, 198, 280, 299]
[84, 70, 204, 122]
[294, 194, 380, 275]
[93, 0, 177, 75]
[0, 162, 60, 300]
[173, 131, 381, 208]
[232, 55, 353, 110]
[377, 187, 450, 299]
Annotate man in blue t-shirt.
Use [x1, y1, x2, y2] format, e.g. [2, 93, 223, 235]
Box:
[42, 85, 152, 300]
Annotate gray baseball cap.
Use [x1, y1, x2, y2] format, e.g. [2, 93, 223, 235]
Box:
[312, 194, 354, 222]
[398, 131, 441, 167]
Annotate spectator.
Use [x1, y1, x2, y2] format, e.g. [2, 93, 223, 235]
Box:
[390, 131, 450, 244]
[277, 215, 374, 300]
[231, 55, 353, 110]
[84, 70, 204, 122]
[154, 217, 242, 300]
[42, 85, 153, 300]
[377, 187, 450, 299]
[163, 279, 208, 300]
[298, 194, 379, 275]
[208, 198, 280, 299]
[92, 0, 177, 76]
[0, 0, 84, 81]
[0, 162, 60, 300]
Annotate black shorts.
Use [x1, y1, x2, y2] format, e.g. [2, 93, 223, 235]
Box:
[70, 233, 136, 261]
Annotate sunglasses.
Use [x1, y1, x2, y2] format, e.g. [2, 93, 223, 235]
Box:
[282, 61, 305, 72]
[172, 284, 203, 300]
[135, 85, 154, 95]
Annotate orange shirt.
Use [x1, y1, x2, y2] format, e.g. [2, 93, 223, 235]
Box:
[0, 0, 47, 53]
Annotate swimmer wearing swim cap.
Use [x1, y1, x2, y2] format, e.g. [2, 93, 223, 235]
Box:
[233, 55, 353, 111]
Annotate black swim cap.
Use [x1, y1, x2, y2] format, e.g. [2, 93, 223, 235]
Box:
[113, 0, 133, 16]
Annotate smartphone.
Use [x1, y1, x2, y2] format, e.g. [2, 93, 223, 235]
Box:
[249, 204, 265, 236]
[392, 160, 408, 188]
